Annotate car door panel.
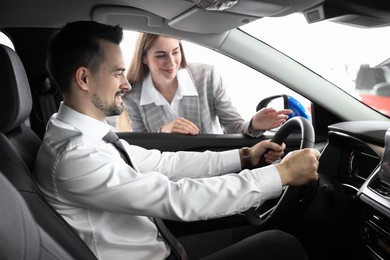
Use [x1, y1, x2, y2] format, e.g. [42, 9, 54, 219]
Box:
[117, 132, 313, 153]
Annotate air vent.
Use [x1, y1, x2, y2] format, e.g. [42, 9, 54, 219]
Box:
[370, 180, 390, 197]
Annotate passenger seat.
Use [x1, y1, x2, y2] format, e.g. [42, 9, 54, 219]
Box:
[0, 44, 97, 259]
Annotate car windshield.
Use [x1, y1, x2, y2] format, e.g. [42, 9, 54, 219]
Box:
[240, 13, 390, 117]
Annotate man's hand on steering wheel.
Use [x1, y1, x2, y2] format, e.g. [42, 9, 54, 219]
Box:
[245, 116, 320, 230]
[245, 140, 286, 166]
[276, 148, 320, 186]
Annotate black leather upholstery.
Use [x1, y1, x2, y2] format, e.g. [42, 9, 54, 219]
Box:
[0, 44, 41, 171]
[0, 44, 97, 259]
[0, 172, 72, 260]
[0, 44, 32, 134]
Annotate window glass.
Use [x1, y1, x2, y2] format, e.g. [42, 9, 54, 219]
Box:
[121, 30, 310, 122]
[241, 13, 390, 117]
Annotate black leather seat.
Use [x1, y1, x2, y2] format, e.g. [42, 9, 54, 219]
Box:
[0, 43, 97, 259]
[0, 171, 72, 260]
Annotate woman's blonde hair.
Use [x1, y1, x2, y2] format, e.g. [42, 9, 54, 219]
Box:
[126, 33, 188, 85]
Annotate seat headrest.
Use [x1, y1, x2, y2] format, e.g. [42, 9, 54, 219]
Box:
[0, 44, 32, 134]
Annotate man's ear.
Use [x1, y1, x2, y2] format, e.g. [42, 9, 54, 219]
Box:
[75, 67, 90, 91]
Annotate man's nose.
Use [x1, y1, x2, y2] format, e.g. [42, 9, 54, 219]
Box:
[120, 77, 132, 92]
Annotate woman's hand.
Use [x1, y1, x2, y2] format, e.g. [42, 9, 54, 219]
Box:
[160, 117, 200, 135]
[251, 108, 292, 131]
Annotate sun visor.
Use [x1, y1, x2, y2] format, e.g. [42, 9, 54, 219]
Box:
[169, 0, 288, 34]
[168, 7, 260, 34]
[92, 6, 164, 28]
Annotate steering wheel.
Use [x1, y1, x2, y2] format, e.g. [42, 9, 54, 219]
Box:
[246, 116, 318, 230]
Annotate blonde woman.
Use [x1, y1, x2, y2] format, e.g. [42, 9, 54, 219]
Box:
[121, 33, 291, 135]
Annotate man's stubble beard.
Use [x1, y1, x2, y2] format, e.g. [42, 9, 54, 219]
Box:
[91, 91, 125, 117]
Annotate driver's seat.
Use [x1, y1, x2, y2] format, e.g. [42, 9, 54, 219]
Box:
[0, 43, 97, 259]
[0, 171, 72, 259]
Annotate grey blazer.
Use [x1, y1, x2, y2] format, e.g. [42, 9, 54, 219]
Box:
[124, 63, 262, 136]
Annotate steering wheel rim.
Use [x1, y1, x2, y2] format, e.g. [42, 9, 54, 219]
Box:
[246, 116, 318, 230]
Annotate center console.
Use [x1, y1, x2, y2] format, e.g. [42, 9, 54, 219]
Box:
[359, 128, 390, 259]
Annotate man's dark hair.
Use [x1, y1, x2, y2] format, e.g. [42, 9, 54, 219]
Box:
[46, 21, 123, 94]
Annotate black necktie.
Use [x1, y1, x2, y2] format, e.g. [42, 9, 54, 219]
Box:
[103, 130, 188, 260]
[103, 130, 134, 168]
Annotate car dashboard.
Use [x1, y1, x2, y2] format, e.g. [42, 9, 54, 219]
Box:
[318, 121, 390, 259]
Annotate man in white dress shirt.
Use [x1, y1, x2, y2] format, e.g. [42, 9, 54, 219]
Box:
[34, 20, 320, 260]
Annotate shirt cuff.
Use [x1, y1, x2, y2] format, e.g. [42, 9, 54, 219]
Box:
[245, 120, 265, 138]
[220, 149, 241, 173]
[252, 165, 283, 199]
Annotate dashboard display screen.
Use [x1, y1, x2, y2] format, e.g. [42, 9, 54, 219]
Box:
[379, 129, 390, 185]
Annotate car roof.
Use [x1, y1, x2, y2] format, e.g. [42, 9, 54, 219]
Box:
[2, 0, 390, 34]
[0, 0, 319, 29]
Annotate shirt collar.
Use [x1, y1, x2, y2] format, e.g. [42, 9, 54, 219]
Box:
[54, 102, 112, 140]
[139, 73, 160, 106]
[177, 68, 198, 96]
[140, 67, 198, 106]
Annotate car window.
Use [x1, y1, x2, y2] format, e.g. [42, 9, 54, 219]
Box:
[121, 30, 310, 124]
[241, 13, 390, 117]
